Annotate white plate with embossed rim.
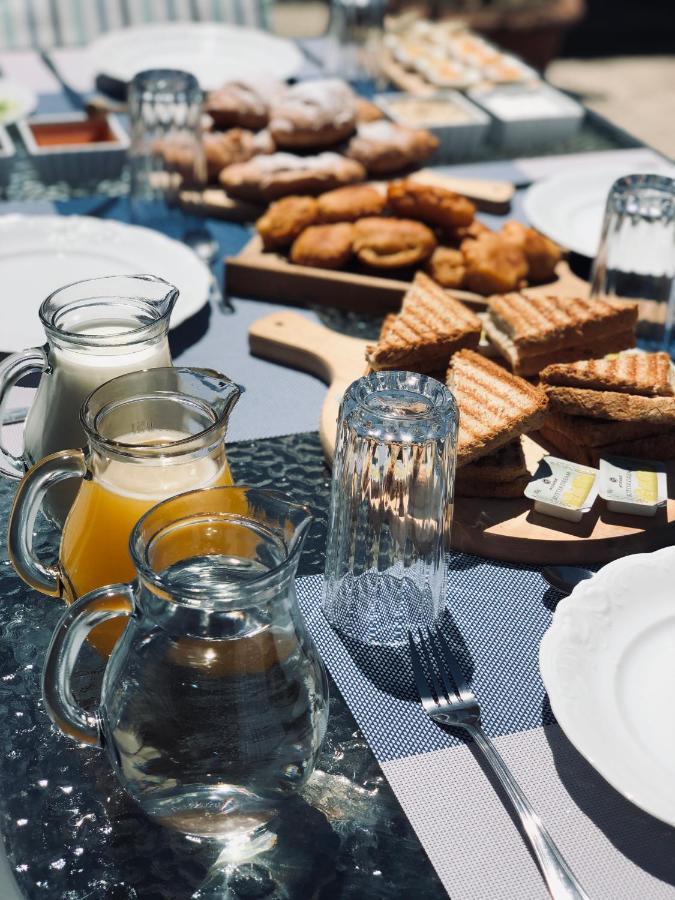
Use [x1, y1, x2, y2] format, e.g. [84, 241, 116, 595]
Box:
[86, 22, 303, 91]
[0, 215, 212, 352]
[540, 546, 675, 826]
[523, 162, 675, 257]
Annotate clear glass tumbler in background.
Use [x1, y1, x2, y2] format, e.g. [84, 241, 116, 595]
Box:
[590, 174, 675, 351]
[324, 0, 387, 85]
[128, 69, 206, 230]
[323, 371, 458, 647]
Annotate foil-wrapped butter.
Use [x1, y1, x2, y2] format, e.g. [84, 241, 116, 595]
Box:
[599, 456, 667, 517]
[525, 455, 599, 523]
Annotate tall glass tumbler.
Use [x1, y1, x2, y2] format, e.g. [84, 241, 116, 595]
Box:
[128, 69, 206, 226]
[323, 371, 458, 646]
[590, 174, 675, 350]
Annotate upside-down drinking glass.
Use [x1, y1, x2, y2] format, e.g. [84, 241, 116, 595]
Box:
[590, 174, 675, 351]
[128, 69, 206, 224]
[323, 371, 458, 646]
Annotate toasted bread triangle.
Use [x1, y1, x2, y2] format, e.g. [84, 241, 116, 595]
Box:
[366, 272, 481, 371]
[540, 352, 674, 397]
[448, 349, 548, 465]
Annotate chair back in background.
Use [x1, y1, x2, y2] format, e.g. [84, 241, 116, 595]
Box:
[0, 0, 268, 50]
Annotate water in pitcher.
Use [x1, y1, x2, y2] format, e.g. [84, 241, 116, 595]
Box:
[104, 553, 328, 838]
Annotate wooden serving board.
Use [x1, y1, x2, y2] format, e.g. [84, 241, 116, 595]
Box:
[228, 241, 587, 314]
[182, 169, 515, 224]
[248, 310, 675, 565]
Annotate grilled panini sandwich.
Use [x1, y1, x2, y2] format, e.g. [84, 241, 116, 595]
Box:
[538, 352, 675, 465]
[483, 293, 638, 377]
[366, 272, 481, 372]
[449, 350, 548, 466]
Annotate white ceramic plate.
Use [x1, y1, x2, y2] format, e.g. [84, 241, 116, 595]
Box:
[523, 162, 675, 257]
[0, 79, 37, 125]
[86, 22, 303, 90]
[0, 215, 212, 352]
[540, 546, 675, 827]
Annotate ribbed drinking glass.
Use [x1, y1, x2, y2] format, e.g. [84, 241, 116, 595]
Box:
[590, 174, 675, 350]
[323, 371, 458, 646]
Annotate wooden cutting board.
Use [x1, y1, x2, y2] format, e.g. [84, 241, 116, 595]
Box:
[228, 246, 586, 314]
[248, 310, 675, 565]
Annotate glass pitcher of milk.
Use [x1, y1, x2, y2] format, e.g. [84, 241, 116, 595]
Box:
[0, 274, 177, 521]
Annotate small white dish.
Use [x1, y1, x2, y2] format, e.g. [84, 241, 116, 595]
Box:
[523, 161, 675, 257]
[0, 78, 37, 125]
[468, 83, 583, 153]
[540, 546, 675, 826]
[0, 215, 212, 351]
[17, 112, 129, 186]
[0, 126, 15, 188]
[375, 91, 490, 159]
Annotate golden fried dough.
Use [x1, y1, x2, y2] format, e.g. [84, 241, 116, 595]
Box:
[290, 223, 354, 269]
[387, 179, 475, 229]
[317, 184, 386, 223]
[353, 217, 437, 269]
[256, 196, 319, 251]
[501, 220, 562, 283]
[461, 233, 528, 294]
[441, 219, 490, 247]
[355, 97, 385, 123]
[426, 247, 466, 289]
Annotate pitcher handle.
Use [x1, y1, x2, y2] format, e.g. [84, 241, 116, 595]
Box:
[42, 584, 134, 747]
[8, 449, 87, 596]
[0, 347, 48, 478]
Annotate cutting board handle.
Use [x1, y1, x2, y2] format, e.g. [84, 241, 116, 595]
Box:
[248, 311, 369, 383]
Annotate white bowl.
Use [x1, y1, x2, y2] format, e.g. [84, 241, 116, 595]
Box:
[17, 112, 129, 185]
[375, 91, 490, 161]
[468, 83, 584, 154]
[0, 126, 15, 189]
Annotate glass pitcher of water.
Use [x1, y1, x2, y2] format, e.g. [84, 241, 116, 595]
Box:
[42, 486, 329, 840]
[0, 274, 177, 522]
[8, 367, 240, 655]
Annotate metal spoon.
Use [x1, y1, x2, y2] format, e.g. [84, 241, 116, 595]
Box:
[542, 565, 594, 596]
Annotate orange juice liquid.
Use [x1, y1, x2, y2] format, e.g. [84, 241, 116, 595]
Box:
[60, 429, 233, 655]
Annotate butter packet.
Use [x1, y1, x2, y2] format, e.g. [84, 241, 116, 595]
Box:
[525, 455, 599, 523]
[599, 456, 667, 517]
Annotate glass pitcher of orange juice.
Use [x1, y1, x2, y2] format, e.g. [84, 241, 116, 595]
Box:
[8, 366, 241, 654]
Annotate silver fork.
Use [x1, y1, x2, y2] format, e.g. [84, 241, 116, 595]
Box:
[409, 627, 590, 900]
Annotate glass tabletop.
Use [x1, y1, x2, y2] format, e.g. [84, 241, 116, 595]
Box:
[0, 431, 449, 899]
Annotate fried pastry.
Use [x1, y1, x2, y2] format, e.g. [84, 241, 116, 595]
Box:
[353, 217, 437, 269]
[203, 129, 274, 181]
[219, 152, 366, 202]
[256, 196, 319, 250]
[461, 232, 528, 295]
[442, 219, 490, 247]
[205, 80, 278, 130]
[290, 223, 354, 269]
[425, 246, 466, 289]
[345, 121, 438, 175]
[317, 184, 386, 223]
[356, 97, 385, 123]
[269, 79, 357, 150]
[501, 220, 562, 283]
[387, 179, 475, 229]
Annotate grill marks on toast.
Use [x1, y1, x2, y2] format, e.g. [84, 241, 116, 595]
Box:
[449, 350, 547, 464]
[366, 272, 481, 371]
[544, 385, 675, 424]
[540, 352, 674, 397]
